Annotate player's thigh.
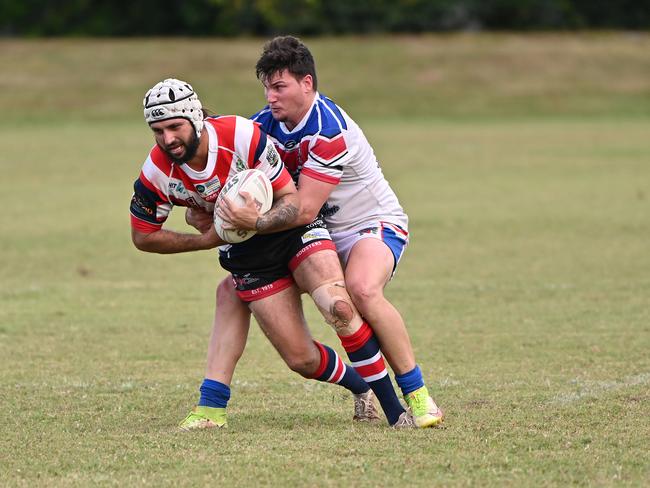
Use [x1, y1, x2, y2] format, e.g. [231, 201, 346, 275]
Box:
[213, 276, 251, 330]
[345, 238, 393, 299]
[292, 248, 344, 293]
[247, 285, 316, 363]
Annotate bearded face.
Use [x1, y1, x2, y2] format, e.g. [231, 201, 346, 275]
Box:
[150, 118, 200, 164]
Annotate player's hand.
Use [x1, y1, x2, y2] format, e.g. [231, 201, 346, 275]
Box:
[216, 191, 260, 231]
[185, 207, 213, 233]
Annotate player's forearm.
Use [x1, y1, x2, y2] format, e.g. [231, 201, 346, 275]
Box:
[294, 203, 320, 227]
[132, 228, 224, 254]
[255, 193, 300, 234]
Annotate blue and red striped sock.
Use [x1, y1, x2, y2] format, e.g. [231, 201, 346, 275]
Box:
[309, 341, 369, 395]
[339, 322, 405, 425]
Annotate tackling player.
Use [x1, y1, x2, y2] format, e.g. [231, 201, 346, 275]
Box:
[131, 78, 413, 429]
[188, 36, 444, 428]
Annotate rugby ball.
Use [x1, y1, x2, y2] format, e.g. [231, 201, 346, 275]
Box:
[213, 169, 273, 243]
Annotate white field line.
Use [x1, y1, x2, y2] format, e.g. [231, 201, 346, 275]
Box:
[551, 372, 650, 405]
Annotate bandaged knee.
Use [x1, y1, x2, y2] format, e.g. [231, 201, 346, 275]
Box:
[311, 281, 363, 333]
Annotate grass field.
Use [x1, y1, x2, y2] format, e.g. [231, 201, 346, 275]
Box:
[1, 34, 649, 486]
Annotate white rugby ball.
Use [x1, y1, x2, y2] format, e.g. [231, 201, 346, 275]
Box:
[213, 169, 273, 243]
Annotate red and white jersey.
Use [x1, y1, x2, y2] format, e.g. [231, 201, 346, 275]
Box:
[251, 93, 408, 234]
[130, 116, 290, 233]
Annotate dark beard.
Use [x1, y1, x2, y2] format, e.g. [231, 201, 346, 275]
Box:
[162, 131, 200, 164]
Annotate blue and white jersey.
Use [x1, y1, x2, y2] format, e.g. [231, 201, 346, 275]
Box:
[251, 93, 408, 235]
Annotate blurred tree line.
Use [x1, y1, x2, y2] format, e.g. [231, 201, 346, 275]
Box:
[2, 0, 649, 36]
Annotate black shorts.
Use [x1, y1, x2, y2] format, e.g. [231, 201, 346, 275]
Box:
[219, 218, 336, 302]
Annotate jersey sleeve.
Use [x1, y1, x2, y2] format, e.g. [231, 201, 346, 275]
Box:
[129, 175, 172, 233]
[250, 124, 292, 191]
[302, 128, 351, 185]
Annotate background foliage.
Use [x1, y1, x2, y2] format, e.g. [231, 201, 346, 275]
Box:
[2, 0, 650, 36]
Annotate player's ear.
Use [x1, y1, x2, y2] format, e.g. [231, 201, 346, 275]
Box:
[301, 74, 313, 92]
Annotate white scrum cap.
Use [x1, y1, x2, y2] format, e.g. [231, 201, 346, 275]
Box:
[143, 78, 204, 138]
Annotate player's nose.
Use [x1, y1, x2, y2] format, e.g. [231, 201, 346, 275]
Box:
[162, 130, 176, 145]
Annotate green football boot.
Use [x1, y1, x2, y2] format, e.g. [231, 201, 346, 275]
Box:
[404, 386, 444, 428]
[179, 406, 227, 431]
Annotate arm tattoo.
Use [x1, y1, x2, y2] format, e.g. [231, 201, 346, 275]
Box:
[255, 195, 299, 233]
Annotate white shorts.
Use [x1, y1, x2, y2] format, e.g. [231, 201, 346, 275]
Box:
[331, 221, 409, 275]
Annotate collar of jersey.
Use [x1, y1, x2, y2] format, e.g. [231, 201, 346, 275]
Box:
[180, 119, 218, 180]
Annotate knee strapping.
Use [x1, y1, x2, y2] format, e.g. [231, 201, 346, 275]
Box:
[311, 281, 361, 333]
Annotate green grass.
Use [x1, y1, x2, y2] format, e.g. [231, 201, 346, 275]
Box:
[2, 33, 650, 123]
[1, 35, 649, 486]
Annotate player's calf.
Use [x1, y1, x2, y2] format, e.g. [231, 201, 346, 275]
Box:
[283, 350, 321, 378]
[310, 281, 407, 426]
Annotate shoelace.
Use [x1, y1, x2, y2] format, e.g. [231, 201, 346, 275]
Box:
[392, 410, 414, 428]
[354, 396, 369, 417]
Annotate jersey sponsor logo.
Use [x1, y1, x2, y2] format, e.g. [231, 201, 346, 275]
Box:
[301, 227, 331, 243]
[292, 240, 334, 265]
[233, 274, 260, 289]
[196, 178, 222, 201]
[168, 179, 202, 207]
[169, 181, 187, 193]
[306, 217, 326, 229]
[320, 202, 340, 218]
[130, 194, 154, 216]
[168, 180, 189, 199]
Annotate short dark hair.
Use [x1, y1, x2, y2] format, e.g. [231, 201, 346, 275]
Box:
[255, 36, 317, 91]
